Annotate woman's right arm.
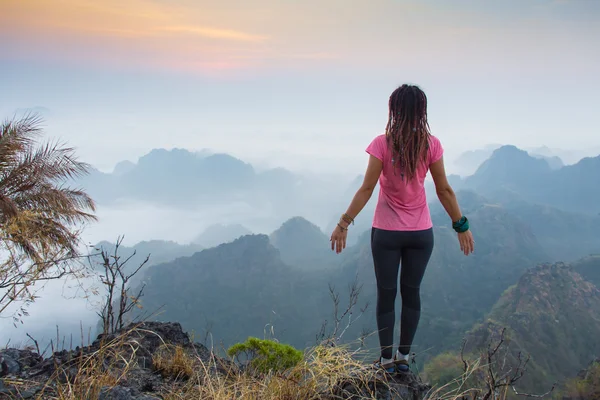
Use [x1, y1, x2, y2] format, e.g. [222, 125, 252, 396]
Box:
[430, 157, 474, 255]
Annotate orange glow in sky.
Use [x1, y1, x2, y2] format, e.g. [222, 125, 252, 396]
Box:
[2, 0, 598, 77]
[2, 0, 283, 74]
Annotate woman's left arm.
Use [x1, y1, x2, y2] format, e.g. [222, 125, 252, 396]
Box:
[330, 155, 383, 253]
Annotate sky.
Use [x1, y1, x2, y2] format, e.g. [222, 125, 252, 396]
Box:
[1, 0, 600, 175]
[1, 0, 600, 345]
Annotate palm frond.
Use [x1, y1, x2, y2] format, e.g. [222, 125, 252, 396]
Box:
[26, 140, 92, 181]
[12, 185, 97, 225]
[0, 114, 96, 262]
[3, 210, 79, 261]
[0, 113, 43, 170]
[0, 140, 93, 198]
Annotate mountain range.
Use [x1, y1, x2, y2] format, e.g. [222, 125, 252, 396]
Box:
[452, 144, 600, 176]
[133, 190, 555, 350]
[79, 142, 600, 394]
[73, 144, 600, 241]
[459, 145, 600, 215]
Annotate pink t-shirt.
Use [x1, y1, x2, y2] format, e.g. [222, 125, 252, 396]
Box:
[365, 134, 444, 231]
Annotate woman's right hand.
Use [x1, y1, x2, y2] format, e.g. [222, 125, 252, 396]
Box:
[458, 231, 475, 256]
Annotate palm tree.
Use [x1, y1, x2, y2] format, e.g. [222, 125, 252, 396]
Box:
[0, 113, 97, 319]
[0, 113, 96, 261]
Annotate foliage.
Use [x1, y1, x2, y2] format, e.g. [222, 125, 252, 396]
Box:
[558, 360, 600, 400]
[227, 337, 303, 374]
[0, 114, 96, 321]
[0, 114, 95, 259]
[424, 351, 467, 389]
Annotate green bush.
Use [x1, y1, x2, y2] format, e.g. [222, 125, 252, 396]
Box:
[424, 351, 467, 389]
[227, 337, 303, 373]
[558, 362, 600, 399]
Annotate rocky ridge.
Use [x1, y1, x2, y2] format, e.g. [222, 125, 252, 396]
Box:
[0, 322, 430, 400]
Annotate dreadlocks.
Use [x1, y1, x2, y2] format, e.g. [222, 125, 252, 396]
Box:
[385, 84, 431, 181]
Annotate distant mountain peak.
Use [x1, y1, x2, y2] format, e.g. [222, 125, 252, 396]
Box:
[113, 160, 136, 176]
[223, 233, 270, 248]
[271, 216, 329, 242]
[192, 223, 252, 248]
[488, 145, 562, 171]
[466, 144, 551, 189]
[269, 217, 332, 268]
[491, 144, 530, 158]
[277, 216, 321, 229]
[491, 260, 599, 326]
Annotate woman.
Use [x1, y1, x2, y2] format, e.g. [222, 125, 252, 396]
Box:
[330, 84, 474, 374]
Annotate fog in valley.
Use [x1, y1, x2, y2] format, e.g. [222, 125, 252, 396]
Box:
[1, 139, 598, 351]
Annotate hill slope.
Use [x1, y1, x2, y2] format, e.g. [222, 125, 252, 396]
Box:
[464, 262, 600, 393]
[137, 235, 333, 348]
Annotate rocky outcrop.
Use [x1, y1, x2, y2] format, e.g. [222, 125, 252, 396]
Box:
[0, 322, 214, 399]
[0, 322, 430, 399]
[333, 369, 431, 400]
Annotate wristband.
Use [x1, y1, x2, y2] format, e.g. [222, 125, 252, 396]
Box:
[452, 216, 469, 233]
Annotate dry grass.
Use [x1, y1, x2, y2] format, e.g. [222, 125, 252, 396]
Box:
[160, 344, 387, 400]
[32, 327, 145, 399]
[14, 327, 530, 400]
[153, 344, 195, 380]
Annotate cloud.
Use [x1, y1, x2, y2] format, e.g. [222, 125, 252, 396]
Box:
[159, 26, 267, 42]
[0, 0, 275, 74]
[2, 0, 268, 43]
[2, 0, 598, 77]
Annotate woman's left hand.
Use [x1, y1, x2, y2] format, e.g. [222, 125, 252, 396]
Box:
[330, 225, 348, 254]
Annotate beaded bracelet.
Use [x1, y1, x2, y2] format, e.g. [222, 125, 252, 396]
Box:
[341, 213, 355, 225]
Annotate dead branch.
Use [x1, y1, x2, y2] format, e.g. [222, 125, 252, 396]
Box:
[461, 338, 469, 373]
[25, 332, 40, 354]
[319, 274, 369, 346]
[511, 383, 556, 398]
[93, 236, 148, 335]
[476, 327, 554, 400]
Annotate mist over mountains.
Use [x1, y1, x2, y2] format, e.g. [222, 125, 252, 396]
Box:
[74, 148, 351, 240]
[452, 143, 600, 176]
[4, 140, 600, 395]
[74, 142, 600, 248]
[458, 145, 600, 215]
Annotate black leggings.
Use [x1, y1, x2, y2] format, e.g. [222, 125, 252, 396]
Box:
[371, 227, 434, 360]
